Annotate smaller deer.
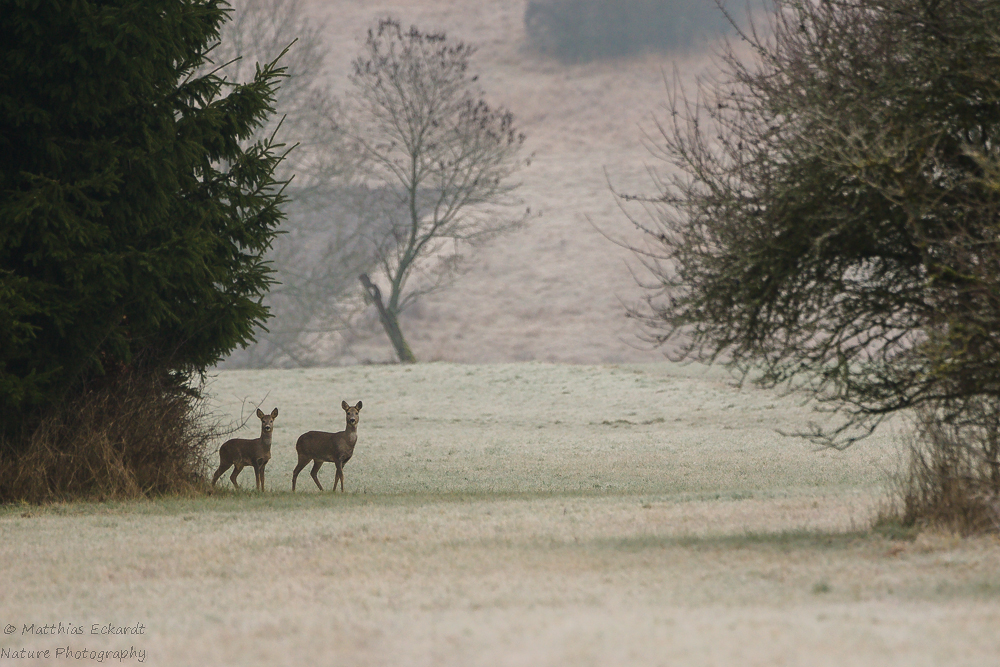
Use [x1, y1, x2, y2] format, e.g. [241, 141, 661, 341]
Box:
[292, 401, 362, 492]
[212, 407, 278, 491]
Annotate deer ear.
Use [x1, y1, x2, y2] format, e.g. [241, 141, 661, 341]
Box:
[256, 408, 265, 419]
[342, 400, 349, 411]
[270, 407, 278, 419]
[355, 401, 362, 410]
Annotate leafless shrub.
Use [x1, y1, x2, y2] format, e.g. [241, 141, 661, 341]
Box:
[617, 0, 1000, 448]
[880, 399, 1000, 535]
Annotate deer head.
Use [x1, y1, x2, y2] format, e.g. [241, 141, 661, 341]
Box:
[342, 400, 362, 427]
[256, 407, 278, 433]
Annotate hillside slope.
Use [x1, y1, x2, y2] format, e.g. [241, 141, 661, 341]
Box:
[296, 0, 717, 364]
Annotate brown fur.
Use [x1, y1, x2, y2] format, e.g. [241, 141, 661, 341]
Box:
[292, 401, 362, 492]
[212, 407, 278, 491]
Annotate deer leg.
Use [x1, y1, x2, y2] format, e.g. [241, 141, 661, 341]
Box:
[292, 456, 310, 492]
[230, 463, 244, 489]
[335, 462, 345, 493]
[259, 462, 267, 492]
[310, 460, 325, 491]
[252, 461, 264, 492]
[211, 460, 232, 487]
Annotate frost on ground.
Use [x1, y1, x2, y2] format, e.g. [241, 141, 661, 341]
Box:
[205, 362, 896, 499]
[3, 362, 1000, 666]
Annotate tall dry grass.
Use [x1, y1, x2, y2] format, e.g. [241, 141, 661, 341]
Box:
[0, 372, 215, 503]
[881, 399, 1000, 535]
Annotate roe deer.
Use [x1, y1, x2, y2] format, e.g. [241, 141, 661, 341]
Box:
[212, 407, 278, 491]
[292, 401, 362, 492]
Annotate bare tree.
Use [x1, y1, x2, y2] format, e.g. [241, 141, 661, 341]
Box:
[621, 0, 1000, 447]
[346, 18, 530, 363]
[211, 0, 372, 368]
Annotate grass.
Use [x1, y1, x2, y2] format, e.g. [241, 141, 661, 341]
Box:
[3, 362, 1000, 666]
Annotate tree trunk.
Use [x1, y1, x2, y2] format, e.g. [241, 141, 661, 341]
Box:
[359, 274, 416, 363]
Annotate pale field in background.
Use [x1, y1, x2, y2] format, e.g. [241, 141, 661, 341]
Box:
[3, 363, 1000, 666]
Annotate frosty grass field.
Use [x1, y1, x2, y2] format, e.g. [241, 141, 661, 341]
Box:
[3, 362, 1000, 666]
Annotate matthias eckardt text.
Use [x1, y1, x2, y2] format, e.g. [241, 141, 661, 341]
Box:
[16, 623, 146, 636]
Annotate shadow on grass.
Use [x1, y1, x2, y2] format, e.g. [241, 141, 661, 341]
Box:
[594, 528, 872, 554]
[1, 489, 552, 518]
[2, 487, 777, 518]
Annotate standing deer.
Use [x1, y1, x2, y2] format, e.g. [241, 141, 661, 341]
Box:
[212, 407, 278, 491]
[292, 401, 362, 492]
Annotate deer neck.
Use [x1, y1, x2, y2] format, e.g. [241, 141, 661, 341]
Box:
[344, 422, 357, 444]
[259, 428, 273, 452]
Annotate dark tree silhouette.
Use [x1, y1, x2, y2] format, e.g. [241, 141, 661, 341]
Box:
[624, 0, 1000, 447]
[0, 0, 286, 489]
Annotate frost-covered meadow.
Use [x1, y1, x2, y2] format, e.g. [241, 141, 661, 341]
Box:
[206, 362, 894, 500]
[3, 362, 1000, 666]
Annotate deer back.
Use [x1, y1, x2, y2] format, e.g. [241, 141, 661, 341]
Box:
[296, 429, 355, 463]
[220, 433, 271, 464]
[221, 407, 277, 464]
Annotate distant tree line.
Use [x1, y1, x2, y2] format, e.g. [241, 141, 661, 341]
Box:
[524, 0, 742, 62]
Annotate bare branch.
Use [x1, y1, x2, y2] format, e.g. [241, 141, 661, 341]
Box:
[617, 0, 1000, 446]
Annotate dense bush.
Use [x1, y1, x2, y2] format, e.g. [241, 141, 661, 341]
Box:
[0, 373, 215, 502]
[524, 0, 736, 62]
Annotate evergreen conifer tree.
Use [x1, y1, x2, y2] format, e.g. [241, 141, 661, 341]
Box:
[0, 0, 286, 445]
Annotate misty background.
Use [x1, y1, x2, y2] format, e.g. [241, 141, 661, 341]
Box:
[214, 0, 748, 368]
